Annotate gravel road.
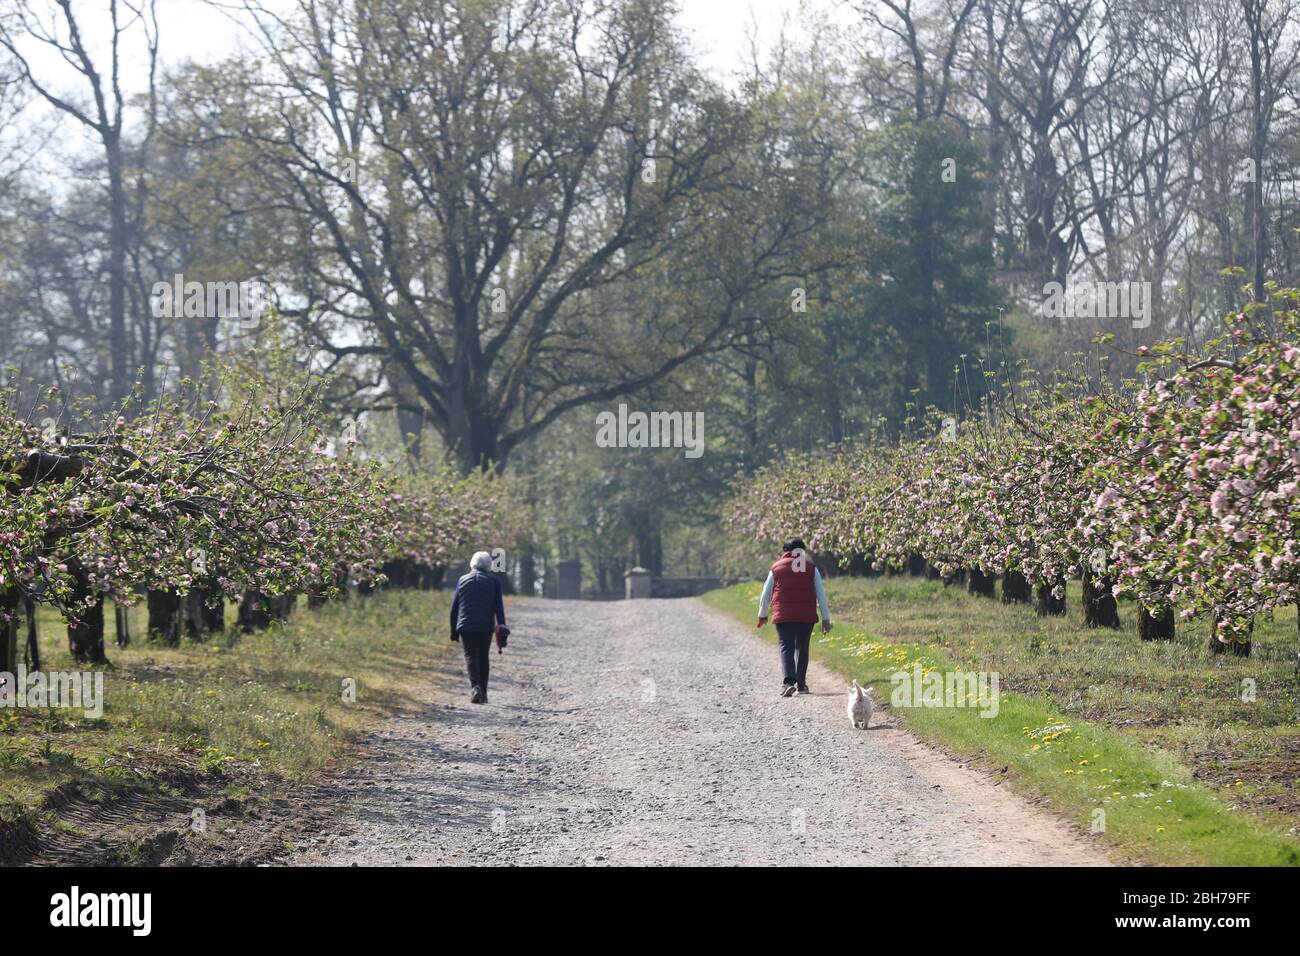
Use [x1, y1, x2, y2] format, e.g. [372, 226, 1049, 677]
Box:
[301, 598, 1108, 866]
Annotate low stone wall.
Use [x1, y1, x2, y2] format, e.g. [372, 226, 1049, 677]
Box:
[650, 576, 723, 598]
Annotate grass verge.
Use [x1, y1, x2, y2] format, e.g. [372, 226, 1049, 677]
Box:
[0, 590, 450, 859]
[703, 576, 1300, 866]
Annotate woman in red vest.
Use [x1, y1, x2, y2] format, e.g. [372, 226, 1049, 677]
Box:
[757, 537, 832, 696]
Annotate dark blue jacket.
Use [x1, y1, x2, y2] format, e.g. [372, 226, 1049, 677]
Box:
[449, 570, 506, 637]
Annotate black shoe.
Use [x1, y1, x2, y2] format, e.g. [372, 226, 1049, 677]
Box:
[470, 686, 484, 704]
[780, 684, 796, 698]
[796, 684, 810, 696]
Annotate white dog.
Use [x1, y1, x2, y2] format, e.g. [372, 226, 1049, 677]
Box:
[847, 681, 873, 729]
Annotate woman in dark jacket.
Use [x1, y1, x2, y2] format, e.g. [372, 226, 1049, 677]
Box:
[449, 551, 508, 704]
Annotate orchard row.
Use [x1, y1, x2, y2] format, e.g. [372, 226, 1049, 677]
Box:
[727, 296, 1300, 658]
[1, 357, 528, 668]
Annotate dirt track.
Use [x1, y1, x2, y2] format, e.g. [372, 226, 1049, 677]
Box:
[297, 598, 1108, 866]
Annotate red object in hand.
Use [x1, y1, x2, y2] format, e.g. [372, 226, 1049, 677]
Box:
[494, 624, 510, 654]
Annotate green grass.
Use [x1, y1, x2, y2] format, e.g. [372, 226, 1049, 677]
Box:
[704, 576, 1300, 866]
[0, 590, 450, 823]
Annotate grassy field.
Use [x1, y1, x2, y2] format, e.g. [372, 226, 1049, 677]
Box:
[704, 575, 1300, 866]
[0, 590, 450, 847]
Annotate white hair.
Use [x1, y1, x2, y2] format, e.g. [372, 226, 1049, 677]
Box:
[470, 551, 493, 572]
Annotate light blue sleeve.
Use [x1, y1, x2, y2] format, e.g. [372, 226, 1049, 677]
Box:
[813, 568, 831, 623]
[757, 571, 775, 618]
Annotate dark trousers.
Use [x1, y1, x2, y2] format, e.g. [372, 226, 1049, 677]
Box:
[775, 621, 814, 686]
[460, 630, 493, 691]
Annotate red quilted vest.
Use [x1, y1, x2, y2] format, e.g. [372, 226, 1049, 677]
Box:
[770, 553, 818, 624]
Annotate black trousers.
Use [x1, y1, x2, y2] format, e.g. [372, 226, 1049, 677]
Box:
[775, 621, 814, 686]
[460, 630, 493, 691]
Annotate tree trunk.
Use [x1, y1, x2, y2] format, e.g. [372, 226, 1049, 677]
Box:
[1, 586, 20, 679]
[107, 134, 130, 404]
[67, 563, 109, 664]
[396, 393, 426, 468]
[1138, 605, 1175, 641]
[381, 558, 419, 588]
[379, 560, 402, 588]
[114, 603, 132, 648]
[907, 553, 927, 577]
[1209, 608, 1253, 657]
[1034, 575, 1067, 616]
[1001, 570, 1031, 604]
[24, 596, 40, 671]
[741, 336, 760, 474]
[980, 2, 1006, 253]
[967, 568, 996, 597]
[634, 526, 663, 576]
[519, 551, 536, 596]
[182, 592, 206, 641]
[1081, 569, 1120, 628]
[1245, 4, 1268, 305]
[238, 591, 296, 632]
[147, 589, 182, 646]
[308, 569, 345, 607]
[67, 597, 107, 664]
[201, 590, 225, 632]
[847, 553, 873, 577]
[238, 591, 270, 632]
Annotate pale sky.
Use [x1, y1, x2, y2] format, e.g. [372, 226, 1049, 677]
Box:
[677, 0, 837, 80]
[4, 0, 856, 178]
[148, 0, 847, 83]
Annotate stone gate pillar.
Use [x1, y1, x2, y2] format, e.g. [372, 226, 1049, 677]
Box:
[555, 560, 582, 599]
[624, 566, 653, 599]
